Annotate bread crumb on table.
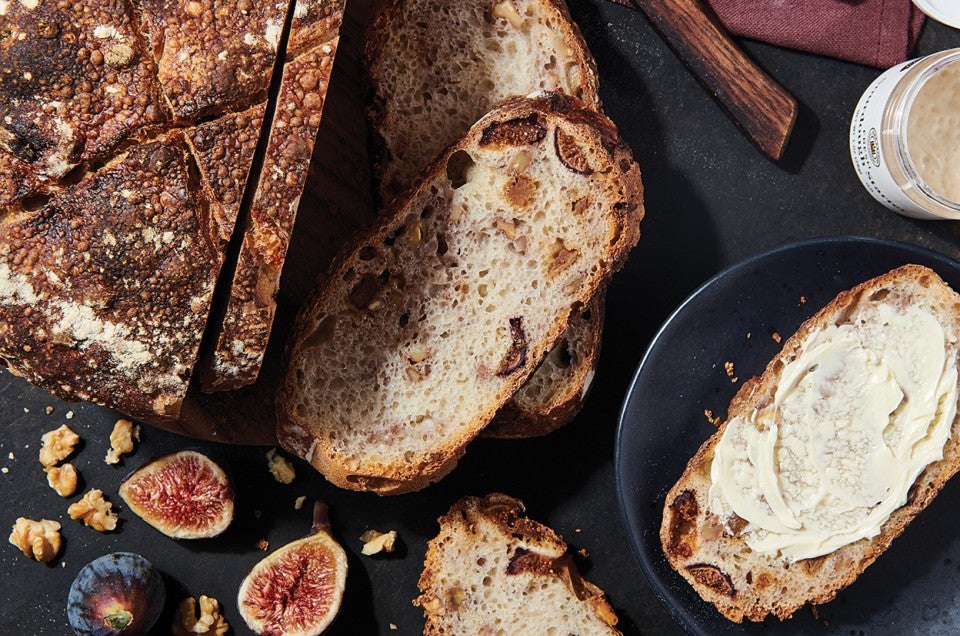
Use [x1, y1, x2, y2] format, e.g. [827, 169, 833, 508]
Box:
[360, 529, 398, 555]
[65, 411, 74, 419]
[703, 409, 722, 427]
[257, 539, 269, 551]
[724, 361, 734, 377]
[294, 495, 307, 510]
[772, 331, 782, 344]
[266, 448, 295, 484]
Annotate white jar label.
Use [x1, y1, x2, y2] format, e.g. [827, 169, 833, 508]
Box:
[849, 58, 947, 220]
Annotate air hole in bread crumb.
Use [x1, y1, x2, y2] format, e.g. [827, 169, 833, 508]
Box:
[446, 150, 475, 188]
[20, 193, 51, 211]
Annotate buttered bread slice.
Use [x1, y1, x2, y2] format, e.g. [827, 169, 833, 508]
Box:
[277, 93, 643, 494]
[661, 264, 960, 622]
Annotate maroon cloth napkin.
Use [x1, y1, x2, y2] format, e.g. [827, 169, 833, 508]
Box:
[704, 0, 926, 68]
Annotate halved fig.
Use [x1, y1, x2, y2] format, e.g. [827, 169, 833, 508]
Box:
[118, 450, 233, 539]
[66, 552, 165, 636]
[238, 501, 347, 636]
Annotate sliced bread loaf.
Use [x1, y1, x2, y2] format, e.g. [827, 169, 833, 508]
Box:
[415, 493, 620, 635]
[276, 93, 643, 494]
[364, 0, 605, 437]
[661, 264, 960, 622]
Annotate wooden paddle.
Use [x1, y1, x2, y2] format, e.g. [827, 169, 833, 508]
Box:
[614, 0, 797, 161]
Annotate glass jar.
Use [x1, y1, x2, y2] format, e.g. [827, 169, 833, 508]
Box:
[850, 48, 960, 220]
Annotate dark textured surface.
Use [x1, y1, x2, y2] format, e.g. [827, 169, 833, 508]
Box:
[2, 2, 960, 634]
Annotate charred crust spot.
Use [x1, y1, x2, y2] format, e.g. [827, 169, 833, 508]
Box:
[496, 317, 527, 377]
[685, 564, 735, 597]
[666, 490, 698, 560]
[479, 114, 546, 148]
[554, 127, 593, 174]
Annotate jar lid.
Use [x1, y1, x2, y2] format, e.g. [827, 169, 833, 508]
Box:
[913, 0, 960, 29]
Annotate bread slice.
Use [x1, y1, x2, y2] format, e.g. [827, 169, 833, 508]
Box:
[0, 131, 226, 421]
[199, 0, 345, 392]
[483, 298, 603, 438]
[364, 0, 605, 438]
[661, 264, 960, 622]
[364, 0, 600, 203]
[415, 493, 620, 635]
[276, 93, 644, 494]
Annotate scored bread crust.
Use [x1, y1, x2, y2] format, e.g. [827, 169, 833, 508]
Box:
[660, 264, 960, 623]
[415, 493, 621, 635]
[363, 0, 605, 437]
[483, 296, 604, 438]
[276, 92, 644, 494]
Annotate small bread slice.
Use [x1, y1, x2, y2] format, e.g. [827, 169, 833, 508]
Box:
[661, 264, 960, 622]
[364, 0, 600, 203]
[483, 299, 603, 438]
[277, 93, 643, 494]
[364, 0, 605, 438]
[415, 493, 620, 635]
[199, 0, 345, 392]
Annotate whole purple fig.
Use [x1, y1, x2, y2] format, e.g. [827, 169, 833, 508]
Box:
[67, 552, 165, 635]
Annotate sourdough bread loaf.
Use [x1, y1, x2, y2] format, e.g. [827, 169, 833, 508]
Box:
[661, 264, 960, 622]
[415, 493, 620, 635]
[0, 0, 330, 418]
[276, 93, 643, 494]
[364, 0, 606, 436]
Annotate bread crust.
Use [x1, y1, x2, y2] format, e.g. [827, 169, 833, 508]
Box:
[415, 493, 621, 635]
[277, 92, 644, 494]
[0, 132, 225, 421]
[660, 264, 960, 622]
[483, 294, 604, 438]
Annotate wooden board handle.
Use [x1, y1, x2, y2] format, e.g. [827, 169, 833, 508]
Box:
[626, 0, 797, 161]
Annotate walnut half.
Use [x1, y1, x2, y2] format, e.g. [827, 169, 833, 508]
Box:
[46, 463, 78, 497]
[39, 425, 80, 467]
[172, 595, 229, 636]
[68, 489, 118, 532]
[9, 518, 62, 562]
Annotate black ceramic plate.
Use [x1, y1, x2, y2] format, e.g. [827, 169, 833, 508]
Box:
[616, 236, 960, 635]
